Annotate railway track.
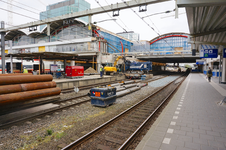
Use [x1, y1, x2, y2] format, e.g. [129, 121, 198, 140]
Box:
[62, 74, 186, 150]
[61, 75, 164, 94]
[0, 76, 166, 129]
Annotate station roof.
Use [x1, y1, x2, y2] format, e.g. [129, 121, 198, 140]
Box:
[177, 0, 226, 46]
[4, 19, 86, 41]
[2, 51, 98, 61]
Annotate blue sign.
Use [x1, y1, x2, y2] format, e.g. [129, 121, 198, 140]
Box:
[200, 49, 218, 58]
[223, 48, 226, 58]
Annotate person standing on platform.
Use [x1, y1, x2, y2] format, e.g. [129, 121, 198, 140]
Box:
[207, 67, 212, 82]
[23, 67, 28, 73]
[100, 66, 103, 77]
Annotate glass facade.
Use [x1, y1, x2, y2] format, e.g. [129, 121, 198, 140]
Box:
[117, 32, 140, 42]
[40, 0, 90, 31]
[11, 24, 92, 49]
[149, 34, 191, 54]
[96, 30, 133, 54]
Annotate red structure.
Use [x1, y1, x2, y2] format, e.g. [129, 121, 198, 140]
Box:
[150, 35, 188, 45]
[65, 66, 84, 78]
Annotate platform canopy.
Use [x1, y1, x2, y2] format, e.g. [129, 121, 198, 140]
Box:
[177, 0, 226, 46]
[1, 51, 97, 61]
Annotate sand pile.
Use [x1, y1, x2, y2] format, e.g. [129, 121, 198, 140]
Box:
[84, 67, 98, 74]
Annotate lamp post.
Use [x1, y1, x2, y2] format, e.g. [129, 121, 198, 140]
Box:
[142, 9, 175, 19]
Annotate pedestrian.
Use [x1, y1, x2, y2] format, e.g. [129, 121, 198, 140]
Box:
[23, 67, 28, 73]
[102, 66, 104, 77]
[100, 66, 103, 77]
[207, 67, 212, 82]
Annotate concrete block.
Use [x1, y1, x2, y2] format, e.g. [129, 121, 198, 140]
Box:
[68, 82, 74, 88]
[62, 83, 68, 89]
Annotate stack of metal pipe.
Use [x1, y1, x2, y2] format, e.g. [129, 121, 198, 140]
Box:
[0, 74, 61, 106]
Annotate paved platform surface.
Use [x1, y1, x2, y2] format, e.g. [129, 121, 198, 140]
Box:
[136, 73, 226, 150]
[211, 77, 226, 90]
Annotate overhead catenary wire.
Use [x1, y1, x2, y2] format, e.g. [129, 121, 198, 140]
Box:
[10, 0, 44, 13]
[96, 0, 150, 53]
[0, 0, 60, 22]
[0, 7, 39, 21]
[121, 0, 173, 49]
[104, 0, 131, 31]
[0, 0, 40, 16]
[95, 0, 127, 33]
[145, 12, 162, 35]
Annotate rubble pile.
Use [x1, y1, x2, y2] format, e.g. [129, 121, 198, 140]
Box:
[84, 67, 98, 74]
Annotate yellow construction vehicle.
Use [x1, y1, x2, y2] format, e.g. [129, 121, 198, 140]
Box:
[104, 56, 123, 75]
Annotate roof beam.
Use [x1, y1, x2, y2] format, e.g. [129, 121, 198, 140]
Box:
[0, 0, 169, 32]
[191, 28, 226, 37]
[189, 40, 226, 46]
[177, 0, 226, 7]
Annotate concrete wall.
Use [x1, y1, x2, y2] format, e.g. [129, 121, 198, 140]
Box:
[56, 75, 126, 90]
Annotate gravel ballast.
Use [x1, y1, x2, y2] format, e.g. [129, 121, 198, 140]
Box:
[0, 76, 179, 150]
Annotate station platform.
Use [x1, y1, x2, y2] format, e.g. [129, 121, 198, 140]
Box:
[136, 73, 226, 150]
[53, 75, 125, 90]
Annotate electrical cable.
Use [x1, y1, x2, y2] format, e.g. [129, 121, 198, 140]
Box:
[0, 0, 58, 21]
[104, 0, 131, 31]
[11, 0, 44, 13]
[145, 12, 162, 35]
[36, 0, 47, 6]
[95, 1, 151, 53]
[0, 0, 39, 16]
[121, 0, 173, 49]
[95, 0, 127, 33]
[0, 7, 39, 21]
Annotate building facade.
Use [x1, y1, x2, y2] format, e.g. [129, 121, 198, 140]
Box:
[149, 33, 191, 54]
[40, 0, 90, 31]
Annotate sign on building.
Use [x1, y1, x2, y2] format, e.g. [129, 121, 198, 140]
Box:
[196, 59, 205, 65]
[223, 48, 226, 58]
[199, 49, 218, 58]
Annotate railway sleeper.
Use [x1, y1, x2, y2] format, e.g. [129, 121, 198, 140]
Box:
[105, 136, 124, 145]
[130, 114, 147, 119]
[111, 131, 128, 137]
[127, 118, 140, 122]
[117, 126, 134, 132]
[97, 144, 117, 150]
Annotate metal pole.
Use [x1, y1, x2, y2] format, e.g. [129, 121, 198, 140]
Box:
[1, 31, 6, 74]
[92, 56, 94, 69]
[219, 54, 222, 84]
[64, 59, 66, 78]
[9, 40, 13, 73]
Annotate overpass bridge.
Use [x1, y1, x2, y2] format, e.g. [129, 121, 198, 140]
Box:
[114, 50, 200, 63]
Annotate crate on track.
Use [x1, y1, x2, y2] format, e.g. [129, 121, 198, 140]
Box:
[90, 87, 116, 107]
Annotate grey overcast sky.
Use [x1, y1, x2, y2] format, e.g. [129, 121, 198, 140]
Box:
[0, 0, 189, 41]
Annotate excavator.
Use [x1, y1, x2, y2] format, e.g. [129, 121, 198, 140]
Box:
[104, 56, 124, 75]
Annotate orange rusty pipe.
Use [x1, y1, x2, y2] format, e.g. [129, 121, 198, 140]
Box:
[0, 81, 57, 95]
[0, 75, 53, 85]
[0, 87, 61, 106]
[0, 73, 32, 76]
